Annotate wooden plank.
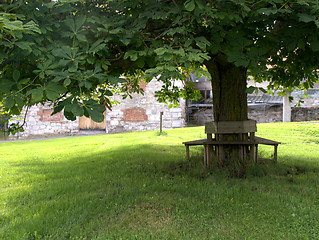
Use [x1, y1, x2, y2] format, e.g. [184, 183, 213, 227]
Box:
[183, 139, 207, 145]
[254, 136, 281, 145]
[205, 120, 257, 134]
[184, 137, 280, 146]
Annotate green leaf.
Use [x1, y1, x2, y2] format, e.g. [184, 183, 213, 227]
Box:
[298, 13, 315, 23]
[75, 16, 86, 32]
[84, 81, 92, 89]
[124, 50, 138, 61]
[45, 82, 67, 101]
[4, 96, 15, 109]
[109, 28, 124, 34]
[136, 58, 145, 68]
[154, 48, 167, 56]
[104, 90, 113, 96]
[246, 86, 256, 94]
[195, 36, 211, 50]
[108, 76, 126, 84]
[4, 20, 23, 31]
[71, 104, 84, 116]
[14, 95, 25, 108]
[76, 33, 87, 42]
[310, 41, 319, 51]
[256, 8, 277, 16]
[185, 0, 195, 11]
[195, 0, 206, 9]
[86, 107, 104, 123]
[24, 20, 41, 34]
[89, 40, 106, 54]
[46, 90, 59, 101]
[52, 104, 64, 116]
[64, 18, 75, 32]
[9, 105, 20, 115]
[52, 48, 69, 58]
[13, 70, 20, 82]
[64, 111, 76, 121]
[64, 78, 71, 86]
[15, 41, 34, 51]
[27, 87, 44, 102]
[121, 38, 130, 46]
[259, 87, 267, 93]
[46, 82, 67, 94]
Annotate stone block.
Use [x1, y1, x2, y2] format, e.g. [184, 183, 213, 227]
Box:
[172, 120, 182, 128]
[110, 120, 119, 125]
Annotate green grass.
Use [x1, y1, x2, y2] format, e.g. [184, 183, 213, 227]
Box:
[0, 122, 319, 239]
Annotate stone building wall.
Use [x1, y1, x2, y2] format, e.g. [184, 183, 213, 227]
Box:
[106, 79, 186, 133]
[9, 79, 186, 139]
[9, 104, 79, 139]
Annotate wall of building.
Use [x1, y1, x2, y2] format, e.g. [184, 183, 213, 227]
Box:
[9, 104, 79, 139]
[106, 79, 186, 133]
[9, 79, 186, 139]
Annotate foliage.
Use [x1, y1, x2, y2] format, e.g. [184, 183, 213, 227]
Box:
[1, 0, 319, 133]
[0, 123, 319, 239]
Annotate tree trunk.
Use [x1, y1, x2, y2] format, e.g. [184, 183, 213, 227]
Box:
[205, 54, 249, 177]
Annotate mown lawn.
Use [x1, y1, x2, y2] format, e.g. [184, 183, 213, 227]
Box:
[0, 122, 319, 239]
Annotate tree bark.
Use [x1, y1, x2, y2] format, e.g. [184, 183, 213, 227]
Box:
[205, 54, 249, 177]
[205, 54, 248, 122]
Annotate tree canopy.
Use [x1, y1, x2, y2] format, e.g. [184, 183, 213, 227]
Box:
[1, 0, 319, 134]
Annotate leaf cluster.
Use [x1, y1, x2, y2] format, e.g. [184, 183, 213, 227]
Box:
[1, 0, 319, 133]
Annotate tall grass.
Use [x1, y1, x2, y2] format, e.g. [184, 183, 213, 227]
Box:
[0, 122, 318, 239]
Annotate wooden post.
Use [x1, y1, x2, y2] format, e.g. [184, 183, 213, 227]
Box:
[203, 144, 207, 166]
[160, 112, 163, 133]
[185, 145, 190, 161]
[249, 132, 255, 162]
[255, 145, 258, 163]
[274, 145, 278, 162]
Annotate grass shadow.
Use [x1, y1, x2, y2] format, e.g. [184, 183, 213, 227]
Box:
[2, 139, 319, 239]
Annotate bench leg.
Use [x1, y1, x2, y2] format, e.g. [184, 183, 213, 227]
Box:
[274, 145, 278, 162]
[255, 145, 258, 163]
[250, 144, 255, 162]
[203, 145, 207, 166]
[185, 145, 190, 161]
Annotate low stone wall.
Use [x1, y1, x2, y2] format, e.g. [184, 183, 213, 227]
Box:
[291, 107, 319, 122]
[187, 104, 319, 125]
[248, 105, 283, 123]
[249, 105, 319, 123]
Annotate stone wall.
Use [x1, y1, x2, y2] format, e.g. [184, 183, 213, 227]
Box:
[248, 105, 283, 123]
[106, 79, 186, 133]
[9, 104, 79, 139]
[248, 105, 319, 123]
[9, 79, 186, 138]
[187, 104, 319, 126]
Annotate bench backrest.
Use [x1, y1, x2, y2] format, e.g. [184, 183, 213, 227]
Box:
[205, 120, 257, 134]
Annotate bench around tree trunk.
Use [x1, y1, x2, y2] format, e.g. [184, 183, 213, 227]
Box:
[183, 120, 281, 166]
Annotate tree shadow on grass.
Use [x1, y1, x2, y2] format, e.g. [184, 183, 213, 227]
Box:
[3, 143, 319, 239]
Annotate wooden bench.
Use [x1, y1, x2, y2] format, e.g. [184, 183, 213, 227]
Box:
[183, 120, 280, 166]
